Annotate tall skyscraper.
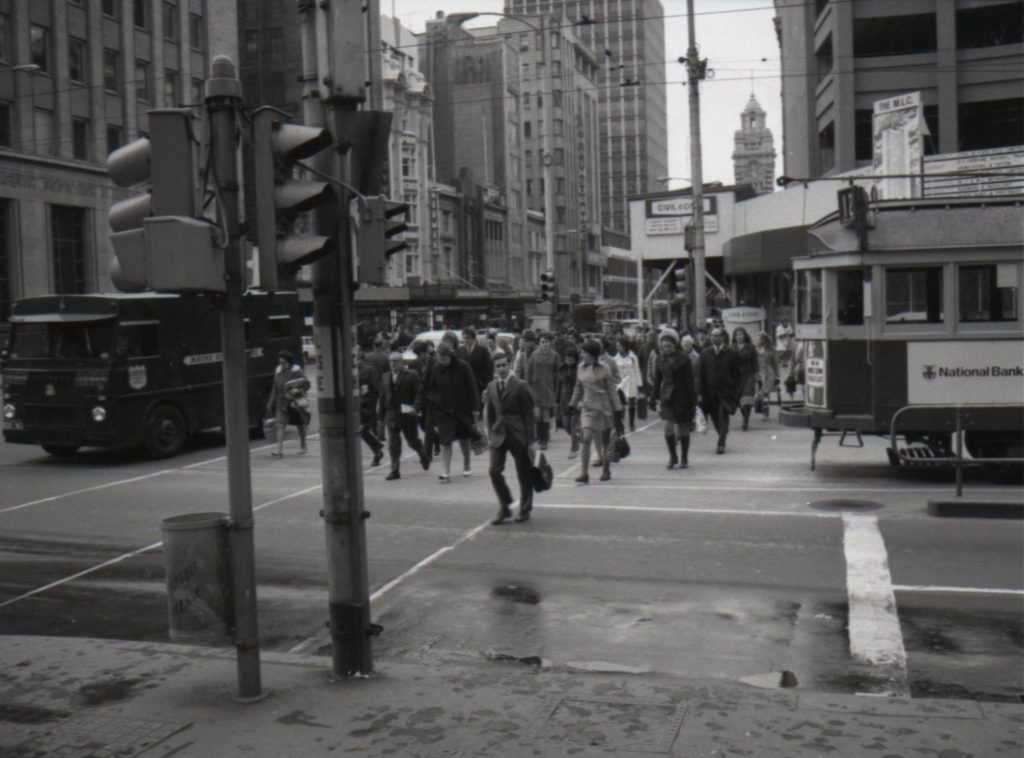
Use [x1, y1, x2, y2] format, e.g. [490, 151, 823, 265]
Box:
[505, 0, 668, 234]
[731, 94, 776, 194]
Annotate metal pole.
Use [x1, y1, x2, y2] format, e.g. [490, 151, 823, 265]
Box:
[540, 16, 556, 281]
[205, 55, 262, 700]
[636, 249, 644, 325]
[320, 0, 374, 677]
[686, 0, 706, 327]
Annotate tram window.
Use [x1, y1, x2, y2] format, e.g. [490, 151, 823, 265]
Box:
[797, 270, 823, 324]
[837, 270, 864, 325]
[958, 264, 1018, 322]
[885, 267, 943, 324]
[268, 315, 291, 339]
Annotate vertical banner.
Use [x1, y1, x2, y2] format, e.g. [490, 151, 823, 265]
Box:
[872, 92, 927, 200]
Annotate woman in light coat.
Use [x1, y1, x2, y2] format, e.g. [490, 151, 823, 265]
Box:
[613, 336, 644, 432]
[569, 340, 620, 484]
[266, 350, 311, 457]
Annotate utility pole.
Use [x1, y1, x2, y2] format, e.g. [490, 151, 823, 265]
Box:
[685, 0, 707, 328]
[206, 55, 263, 700]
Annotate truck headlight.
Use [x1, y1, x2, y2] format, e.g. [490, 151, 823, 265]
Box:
[91, 406, 107, 422]
[2, 403, 14, 420]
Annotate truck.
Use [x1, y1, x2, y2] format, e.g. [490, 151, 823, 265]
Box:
[1, 291, 302, 458]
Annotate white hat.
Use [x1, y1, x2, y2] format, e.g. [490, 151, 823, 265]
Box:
[659, 327, 680, 345]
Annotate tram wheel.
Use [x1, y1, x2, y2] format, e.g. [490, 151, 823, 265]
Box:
[143, 405, 188, 459]
[965, 431, 1024, 484]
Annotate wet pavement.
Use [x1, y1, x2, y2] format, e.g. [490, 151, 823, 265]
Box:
[1, 634, 1021, 757]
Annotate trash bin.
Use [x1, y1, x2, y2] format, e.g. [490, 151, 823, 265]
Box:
[161, 512, 232, 643]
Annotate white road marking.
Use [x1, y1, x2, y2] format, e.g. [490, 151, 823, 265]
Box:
[0, 470, 177, 515]
[842, 513, 909, 697]
[893, 584, 1024, 596]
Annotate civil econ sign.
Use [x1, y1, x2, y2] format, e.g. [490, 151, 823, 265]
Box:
[907, 341, 1024, 405]
[873, 92, 929, 200]
[645, 196, 718, 235]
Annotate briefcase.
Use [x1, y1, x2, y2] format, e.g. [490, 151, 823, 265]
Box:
[530, 451, 553, 492]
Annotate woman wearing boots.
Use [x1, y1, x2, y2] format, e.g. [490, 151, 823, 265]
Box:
[556, 347, 582, 459]
[652, 328, 696, 469]
[526, 332, 560, 450]
[613, 336, 644, 432]
[569, 340, 619, 483]
[732, 327, 759, 431]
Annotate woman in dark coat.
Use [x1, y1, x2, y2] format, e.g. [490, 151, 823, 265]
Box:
[422, 342, 481, 481]
[652, 328, 696, 469]
[732, 326, 759, 431]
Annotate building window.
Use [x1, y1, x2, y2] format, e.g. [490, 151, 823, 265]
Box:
[69, 38, 86, 83]
[818, 122, 835, 172]
[957, 3, 1023, 49]
[51, 206, 88, 294]
[244, 30, 259, 61]
[958, 98, 1024, 151]
[0, 12, 11, 63]
[815, 34, 832, 85]
[106, 124, 122, 154]
[136, 60, 151, 101]
[34, 108, 55, 155]
[886, 267, 943, 324]
[959, 264, 1018, 322]
[30, 25, 49, 73]
[0, 102, 10, 147]
[164, 70, 178, 106]
[554, 148, 564, 165]
[797, 269, 823, 324]
[133, 0, 149, 30]
[163, 3, 178, 41]
[523, 121, 531, 138]
[189, 14, 204, 50]
[837, 269, 864, 325]
[72, 118, 88, 160]
[853, 13, 936, 57]
[102, 0, 118, 18]
[191, 78, 203, 104]
[553, 119, 563, 136]
[103, 49, 119, 94]
[267, 28, 284, 60]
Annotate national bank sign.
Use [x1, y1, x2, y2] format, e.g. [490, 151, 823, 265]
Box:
[908, 341, 1024, 404]
[645, 196, 718, 235]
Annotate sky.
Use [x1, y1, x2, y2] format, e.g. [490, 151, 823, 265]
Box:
[385, 0, 784, 189]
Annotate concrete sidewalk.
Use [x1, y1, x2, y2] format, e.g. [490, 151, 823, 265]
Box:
[1, 635, 1020, 757]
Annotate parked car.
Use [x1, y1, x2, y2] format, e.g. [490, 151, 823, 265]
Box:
[401, 330, 515, 364]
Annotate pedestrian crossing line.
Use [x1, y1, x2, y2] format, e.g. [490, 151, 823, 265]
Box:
[892, 584, 1024, 596]
[842, 513, 910, 698]
[533, 502, 841, 518]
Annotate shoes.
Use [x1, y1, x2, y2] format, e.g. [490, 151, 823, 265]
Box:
[298, 446, 307, 455]
[568, 449, 578, 459]
[463, 468, 472, 477]
[679, 461, 689, 469]
[514, 510, 531, 523]
[666, 461, 676, 469]
[371, 451, 383, 467]
[716, 443, 725, 455]
[439, 474, 450, 483]
[599, 467, 611, 482]
[491, 509, 512, 525]
[271, 451, 283, 458]
[385, 470, 401, 480]
[742, 421, 749, 431]
[574, 473, 589, 484]
[419, 449, 431, 471]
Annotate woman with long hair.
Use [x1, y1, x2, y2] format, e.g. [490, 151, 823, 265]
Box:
[569, 340, 620, 483]
[731, 327, 759, 431]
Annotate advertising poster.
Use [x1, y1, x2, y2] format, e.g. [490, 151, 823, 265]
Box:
[872, 92, 926, 200]
[907, 341, 1024, 405]
[804, 340, 827, 408]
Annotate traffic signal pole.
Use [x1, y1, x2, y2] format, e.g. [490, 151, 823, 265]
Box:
[686, 0, 707, 328]
[205, 56, 263, 699]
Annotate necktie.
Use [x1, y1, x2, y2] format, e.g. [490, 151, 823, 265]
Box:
[499, 380, 506, 395]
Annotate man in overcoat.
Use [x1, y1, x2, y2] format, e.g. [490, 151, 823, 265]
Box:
[697, 327, 743, 454]
[484, 351, 537, 524]
[378, 352, 431, 479]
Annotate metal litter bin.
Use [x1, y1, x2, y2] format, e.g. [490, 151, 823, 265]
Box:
[161, 512, 232, 643]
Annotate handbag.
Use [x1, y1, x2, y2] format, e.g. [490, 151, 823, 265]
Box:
[529, 450, 553, 492]
[607, 431, 631, 463]
[262, 417, 278, 436]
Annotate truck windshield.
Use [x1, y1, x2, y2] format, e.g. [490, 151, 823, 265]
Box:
[8, 322, 114, 360]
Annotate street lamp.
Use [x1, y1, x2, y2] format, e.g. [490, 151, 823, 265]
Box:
[446, 12, 557, 288]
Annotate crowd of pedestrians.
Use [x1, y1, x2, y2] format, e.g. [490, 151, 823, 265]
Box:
[273, 321, 795, 524]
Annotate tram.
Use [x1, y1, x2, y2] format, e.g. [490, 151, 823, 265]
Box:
[778, 195, 1023, 481]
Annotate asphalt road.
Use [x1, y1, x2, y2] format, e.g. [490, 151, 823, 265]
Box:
[0, 406, 1020, 702]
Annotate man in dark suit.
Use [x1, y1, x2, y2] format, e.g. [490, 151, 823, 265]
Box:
[698, 327, 743, 454]
[484, 351, 537, 524]
[462, 326, 494, 405]
[378, 352, 431, 480]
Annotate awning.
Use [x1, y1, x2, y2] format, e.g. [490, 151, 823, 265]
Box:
[724, 225, 810, 276]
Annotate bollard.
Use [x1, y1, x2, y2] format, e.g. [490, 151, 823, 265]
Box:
[160, 512, 233, 643]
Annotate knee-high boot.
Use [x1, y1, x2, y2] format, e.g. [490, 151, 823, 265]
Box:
[575, 438, 591, 483]
[538, 420, 550, 449]
[679, 435, 690, 469]
[665, 435, 678, 469]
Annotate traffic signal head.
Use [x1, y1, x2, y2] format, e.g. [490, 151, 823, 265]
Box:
[252, 108, 336, 290]
[540, 270, 556, 302]
[670, 264, 688, 299]
[106, 108, 207, 292]
[355, 197, 409, 286]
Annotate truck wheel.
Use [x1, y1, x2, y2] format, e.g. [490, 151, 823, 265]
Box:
[41, 444, 79, 458]
[144, 405, 187, 458]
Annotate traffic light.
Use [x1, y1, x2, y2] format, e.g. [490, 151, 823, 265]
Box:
[107, 108, 221, 292]
[540, 270, 556, 302]
[670, 263, 688, 301]
[355, 196, 409, 286]
[684, 223, 696, 253]
[252, 107, 336, 291]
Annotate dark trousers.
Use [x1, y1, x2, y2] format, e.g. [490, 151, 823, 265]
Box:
[361, 405, 383, 455]
[489, 436, 533, 513]
[388, 414, 424, 469]
[701, 398, 731, 443]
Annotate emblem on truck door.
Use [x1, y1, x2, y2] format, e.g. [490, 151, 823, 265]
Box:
[129, 365, 148, 390]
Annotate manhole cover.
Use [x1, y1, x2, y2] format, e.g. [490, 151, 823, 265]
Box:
[809, 499, 883, 512]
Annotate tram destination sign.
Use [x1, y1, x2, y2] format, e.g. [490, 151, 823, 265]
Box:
[907, 341, 1024, 405]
